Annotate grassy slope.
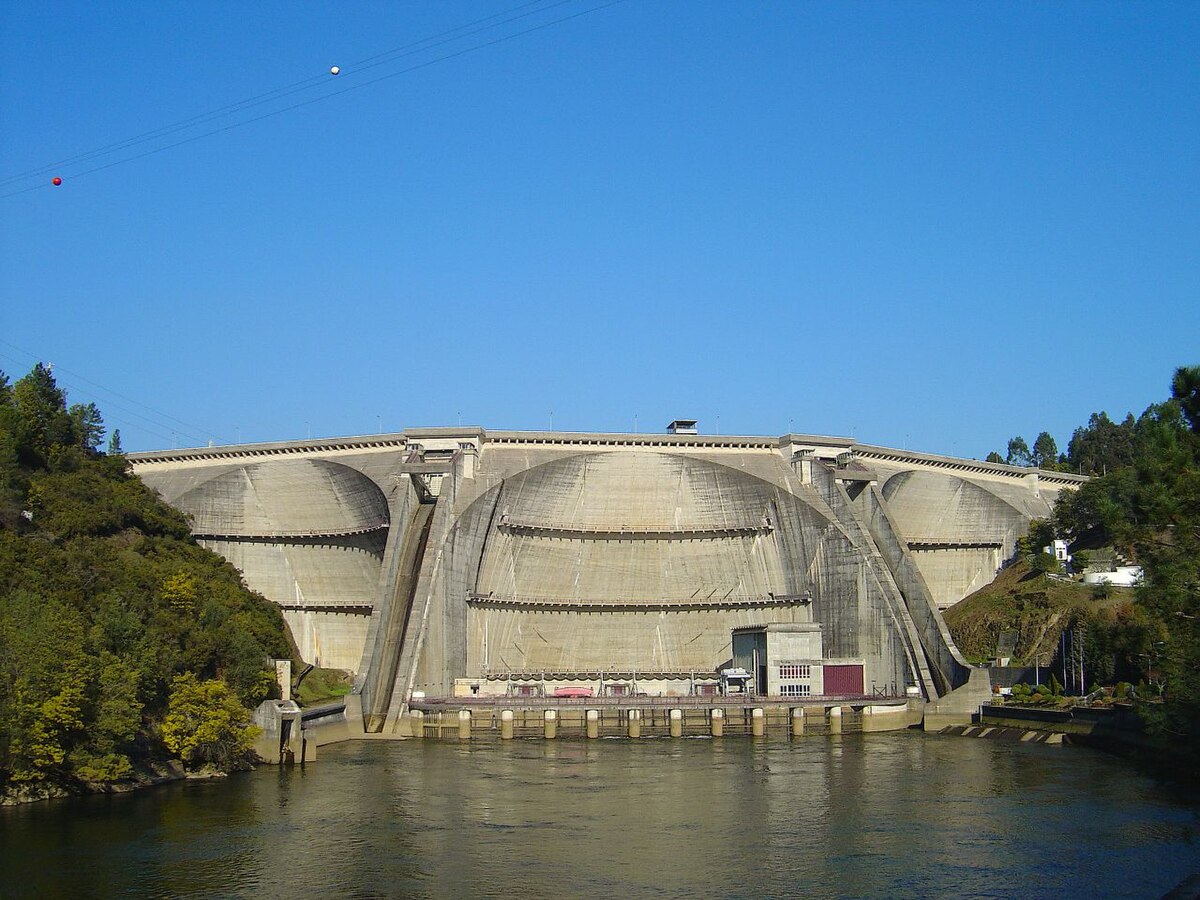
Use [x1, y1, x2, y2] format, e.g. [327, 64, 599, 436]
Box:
[943, 560, 1132, 665]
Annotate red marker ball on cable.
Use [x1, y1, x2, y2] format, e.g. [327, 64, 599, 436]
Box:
[52, 177, 62, 186]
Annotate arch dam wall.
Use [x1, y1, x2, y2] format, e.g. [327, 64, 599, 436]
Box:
[128, 429, 1085, 730]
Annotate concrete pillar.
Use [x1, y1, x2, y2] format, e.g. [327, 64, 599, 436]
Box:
[628, 709, 641, 738]
[586, 709, 600, 739]
[459, 442, 478, 479]
[710, 708, 724, 737]
[791, 707, 805, 737]
[543, 709, 557, 739]
[457, 709, 472, 740]
[274, 659, 292, 701]
[751, 707, 765, 737]
[792, 452, 815, 484]
[829, 705, 843, 735]
[500, 709, 514, 740]
[409, 709, 424, 739]
[669, 708, 683, 738]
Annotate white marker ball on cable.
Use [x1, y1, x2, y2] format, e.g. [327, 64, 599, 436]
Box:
[330, 65, 340, 76]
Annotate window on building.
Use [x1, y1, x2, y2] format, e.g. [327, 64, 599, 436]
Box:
[779, 664, 811, 679]
[780, 684, 811, 697]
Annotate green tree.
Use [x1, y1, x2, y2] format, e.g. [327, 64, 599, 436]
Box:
[1006, 436, 1031, 467]
[161, 674, 258, 770]
[1018, 518, 1056, 558]
[985, 451, 1004, 464]
[1171, 364, 1200, 433]
[107, 429, 123, 455]
[12, 364, 73, 462]
[1066, 411, 1137, 475]
[68, 402, 105, 452]
[160, 571, 198, 613]
[1032, 431, 1058, 469]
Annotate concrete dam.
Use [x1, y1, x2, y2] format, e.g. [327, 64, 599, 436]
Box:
[128, 427, 1085, 733]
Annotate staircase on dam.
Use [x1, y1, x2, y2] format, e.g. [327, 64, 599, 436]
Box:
[361, 486, 437, 732]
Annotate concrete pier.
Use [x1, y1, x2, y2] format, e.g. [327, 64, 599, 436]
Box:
[711, 708, 724, 737]
[400, 697, 920, 740]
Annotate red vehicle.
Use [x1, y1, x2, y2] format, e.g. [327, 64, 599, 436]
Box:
[552, 687, 594, 698]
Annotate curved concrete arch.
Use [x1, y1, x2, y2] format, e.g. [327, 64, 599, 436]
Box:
[174, 458, 389, 537]
[388, 448, 931, 705]
[880, 469, 1037, 608]
[171, 458, 391, 672]
[881, 470, 1028, 542]
[482, 451, 791, 602]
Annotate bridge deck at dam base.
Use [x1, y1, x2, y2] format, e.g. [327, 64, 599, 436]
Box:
[271, 694, 928, 761]
[392, 695, 922, 740]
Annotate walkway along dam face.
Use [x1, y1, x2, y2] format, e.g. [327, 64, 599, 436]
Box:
[128, 428, 1085, 734]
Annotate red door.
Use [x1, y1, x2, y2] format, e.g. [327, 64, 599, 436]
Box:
[823, 664, 864, 695]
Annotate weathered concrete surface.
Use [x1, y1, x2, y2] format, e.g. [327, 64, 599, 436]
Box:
[129, 428, 1085, 730]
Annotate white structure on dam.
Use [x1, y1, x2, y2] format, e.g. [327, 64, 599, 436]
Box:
[128, 427, 1084, 731]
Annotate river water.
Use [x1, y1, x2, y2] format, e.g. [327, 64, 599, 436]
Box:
[3, 733, 1197, 898]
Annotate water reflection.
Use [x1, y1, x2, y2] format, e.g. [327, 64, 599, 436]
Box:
[3, 734, 1198, 898]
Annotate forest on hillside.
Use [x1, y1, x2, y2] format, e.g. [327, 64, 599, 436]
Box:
[960, 366, 1200, 753]
[0, 364, 294, 796]
[1049, 366, 1200, 747]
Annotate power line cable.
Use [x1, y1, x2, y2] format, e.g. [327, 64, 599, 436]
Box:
[0, 0, 604, 195]
[2, 0, 625, 200]
[0, 350, 167, 443]
[0, 341, 226, 443]
[0, 350, 198, 445]
[0, 0, 560, 188]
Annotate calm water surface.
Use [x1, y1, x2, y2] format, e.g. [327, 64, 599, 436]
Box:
[3, 733, 1197, 898]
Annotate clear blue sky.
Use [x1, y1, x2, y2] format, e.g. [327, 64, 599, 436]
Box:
[2, 1, 1197, 458]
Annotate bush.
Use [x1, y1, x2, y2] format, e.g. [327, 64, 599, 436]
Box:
[1030, 552, 1063, 576]
[160, 674, 258, 771]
